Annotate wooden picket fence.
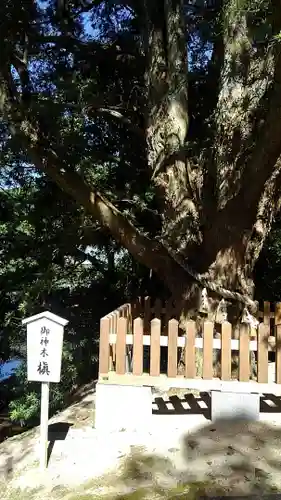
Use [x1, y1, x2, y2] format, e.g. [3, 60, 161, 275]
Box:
[131, 297, 281, 327]
[98, 299, 281, 389]
[101, 298, 281, 331]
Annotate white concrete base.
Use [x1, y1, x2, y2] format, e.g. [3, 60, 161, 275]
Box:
[211, 390, 260, 421]
[95, 382, 152, 431]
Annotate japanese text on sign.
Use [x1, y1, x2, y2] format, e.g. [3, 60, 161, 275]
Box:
[25, 311, 67, 383]
[37, 326, 50, 376]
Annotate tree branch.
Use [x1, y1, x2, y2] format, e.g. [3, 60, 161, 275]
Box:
[19, 131, 184, 290]
[26, 138, 258, 308]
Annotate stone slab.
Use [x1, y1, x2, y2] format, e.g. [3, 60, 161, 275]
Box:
[211, 390, 259, 421]
[95, 383, 152, 431]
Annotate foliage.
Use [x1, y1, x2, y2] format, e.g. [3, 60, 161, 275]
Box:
[255, 215, 281, 301]
[224, 0, 273, 42]
[0, 179, 160, 424]
[9, 392, 40, 425]
[8, 353, 74, 424]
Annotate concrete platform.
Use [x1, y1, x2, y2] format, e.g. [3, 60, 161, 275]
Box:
[95, 383, 153, 431]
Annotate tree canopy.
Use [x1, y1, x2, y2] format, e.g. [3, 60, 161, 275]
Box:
[0, 0, 280, 322]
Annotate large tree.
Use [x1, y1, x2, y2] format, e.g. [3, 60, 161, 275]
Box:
[0, 0, 280, 321]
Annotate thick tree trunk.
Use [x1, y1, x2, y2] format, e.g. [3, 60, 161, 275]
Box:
[169, 240, 255, 322]
[172, 239, 258, 378]
[141, 0, 281, 318]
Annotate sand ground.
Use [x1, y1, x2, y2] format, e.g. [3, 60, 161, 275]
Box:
[2, 383, 281, 497]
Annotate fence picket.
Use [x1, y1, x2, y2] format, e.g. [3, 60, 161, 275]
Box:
[116, 317, 127, 375]
[99, 299, 281, 386]
[203, 321, 213, 379]
[239, 324, 250, 381]
[221, 322, 231, 380]
[150, 318, 161, 376]
[133, 318, 143, 376]
[185, 320, 196, 378]
[257, 323, 268, 383]
[167, 319, 178, 377]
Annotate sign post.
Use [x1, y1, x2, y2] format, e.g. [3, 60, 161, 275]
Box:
[40, 381, 49, 470]
[22, 311, 68, 470]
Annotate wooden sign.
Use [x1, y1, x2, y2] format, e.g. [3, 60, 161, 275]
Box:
[23, 311, 68, 470]
[23, 311, 68, 383]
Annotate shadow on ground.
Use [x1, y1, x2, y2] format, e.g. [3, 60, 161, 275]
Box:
[3, 418, 281, 498]
[152, 392, 281, 420]
[47, 422, 73, 464]
[117, 418, 281, 498]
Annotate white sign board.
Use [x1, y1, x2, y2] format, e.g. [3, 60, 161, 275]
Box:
[23, 311, 69, 470]
[24, 311, 68, 383]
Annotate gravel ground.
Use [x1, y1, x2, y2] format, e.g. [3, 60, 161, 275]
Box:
[1, 385, 281, 497]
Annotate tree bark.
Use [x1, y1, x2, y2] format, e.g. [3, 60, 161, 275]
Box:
[144, 0, 201, 256]
[1, 0, 281, 322]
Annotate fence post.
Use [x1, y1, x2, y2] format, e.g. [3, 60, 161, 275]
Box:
[99, 317, 110, 376]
